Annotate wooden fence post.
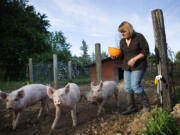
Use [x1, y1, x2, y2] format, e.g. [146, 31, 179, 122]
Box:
[95, 43, 102, 84]
[53, 54, 58, 89]
[68, 61, 72, 82]
[28, 58, 33, 83]
[151, 9, 173, 110]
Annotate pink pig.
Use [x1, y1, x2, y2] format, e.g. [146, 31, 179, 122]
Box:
[91, 81, 119, 115]
[0, 84, 49, 129]
[47, 83, 80, 130]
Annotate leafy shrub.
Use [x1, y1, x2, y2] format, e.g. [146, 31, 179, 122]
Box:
[140, 107, 180, 135]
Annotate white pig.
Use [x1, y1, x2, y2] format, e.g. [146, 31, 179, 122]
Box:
[91, 80, 119, 115]
[47, 83, 80, 130]
[0, 84, 49, 129]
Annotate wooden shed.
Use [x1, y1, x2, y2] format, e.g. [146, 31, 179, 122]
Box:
[88, 57, 124, 83]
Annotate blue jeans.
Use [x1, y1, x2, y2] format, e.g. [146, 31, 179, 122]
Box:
[124, 70, 145, 94]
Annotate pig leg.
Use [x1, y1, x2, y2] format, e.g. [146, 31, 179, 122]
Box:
[46, 98, 49, 112]
[51, 106, 61, 129]
[12, 111, 21, 130]
[71, 105, 77, 127]
[97, 100, 105, 116]
[37, 98, 49, 119]
[44, 97, 49, 112]
[114, 88, 119, 107]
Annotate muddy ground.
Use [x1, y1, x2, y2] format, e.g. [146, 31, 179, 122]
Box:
[0, 80, 158, 135]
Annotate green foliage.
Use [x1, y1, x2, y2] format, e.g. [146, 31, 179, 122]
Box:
[0, 81, 25, 91]
[147, 53, 156, 64]
[0, 0, 51, 81]
[174, 86, 180, 103]
[80, 40, 89, 59]
[79, 40, 91, 65]
[175, 51, 180, 64]
[101, 51, 109, 60]
[140, 107, 180, 135]
[72, 77, 90, 84]
[47, 31, 72, 63]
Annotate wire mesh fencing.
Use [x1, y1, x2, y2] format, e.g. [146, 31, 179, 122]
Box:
[31, 60, 90, 87]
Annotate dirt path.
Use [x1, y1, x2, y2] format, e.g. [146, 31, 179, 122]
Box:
[0, 80, 157, 135]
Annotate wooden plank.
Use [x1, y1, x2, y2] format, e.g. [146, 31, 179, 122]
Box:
[28, 58, 33, 83]
[68, 61, 72, 82]
[95, 43, 102, 84]
[151, 9, 173, 110]
[53, 54, 58, 89]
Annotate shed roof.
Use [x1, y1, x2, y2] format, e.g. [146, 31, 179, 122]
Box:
[87, 57, 112, 67]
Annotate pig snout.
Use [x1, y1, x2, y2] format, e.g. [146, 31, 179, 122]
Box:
[93, 94, 98, 100]
[54, 99, 61, 105]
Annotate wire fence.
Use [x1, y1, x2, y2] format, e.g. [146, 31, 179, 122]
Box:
[0, 62, 179, 87]
[32, 60, 90, 87]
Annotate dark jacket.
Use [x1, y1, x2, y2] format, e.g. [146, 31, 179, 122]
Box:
[119, 32, 149, 71]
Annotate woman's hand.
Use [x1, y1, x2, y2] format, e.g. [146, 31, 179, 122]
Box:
[128, 54, 144, 66]
[128, 58, 136, 66]
[110, 55, 118, 59]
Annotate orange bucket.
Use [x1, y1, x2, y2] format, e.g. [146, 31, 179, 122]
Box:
[108, 47, 122, 57]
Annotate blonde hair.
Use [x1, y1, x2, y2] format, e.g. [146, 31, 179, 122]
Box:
[118, 21, 134, 38]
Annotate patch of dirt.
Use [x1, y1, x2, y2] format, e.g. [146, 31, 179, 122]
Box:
[0, 80, 158, 135]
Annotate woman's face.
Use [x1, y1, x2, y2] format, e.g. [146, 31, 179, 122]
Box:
[120, 30, 130, 39]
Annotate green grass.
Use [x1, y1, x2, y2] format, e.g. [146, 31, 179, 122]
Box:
[140, 107, 180, 135]
[0, 77, 90, 91]
[0, 81, 26, 91]
[72, 77, 90, 84]
[57, 77, 91, 87]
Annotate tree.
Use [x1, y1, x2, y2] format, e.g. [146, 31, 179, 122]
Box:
[47, 31, 72, 63]
[101, 51, 109, 60]
[80, 40, 89, 58]
[0, 0, 51, 81]
[175, 51, 180, 64]
[79, 40, 91, 65]
[147, 53, 156, 64]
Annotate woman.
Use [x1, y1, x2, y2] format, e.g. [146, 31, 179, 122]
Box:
[112, 21, 151, 115]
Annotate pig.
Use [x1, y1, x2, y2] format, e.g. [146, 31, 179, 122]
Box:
[0, 84, 49, 129]
[91, 80, 119, 116]
[47, 83, 80, 130]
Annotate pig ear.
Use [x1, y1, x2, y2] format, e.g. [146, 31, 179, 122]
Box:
[18, 90, 25, 98]
[64, 83, 70, 94]
[47, 87, 54, 98]
[99, 81, 103, 89]
[0, 91, 8, 100]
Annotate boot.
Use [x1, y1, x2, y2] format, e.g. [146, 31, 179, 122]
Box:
[120, 93, 137, 115]
[136, 91, 151, 114]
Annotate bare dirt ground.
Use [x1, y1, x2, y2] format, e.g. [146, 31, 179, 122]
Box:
[0, 80, 159, 135]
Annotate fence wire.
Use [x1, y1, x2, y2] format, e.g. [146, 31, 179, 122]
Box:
[32, 60, 90, 86]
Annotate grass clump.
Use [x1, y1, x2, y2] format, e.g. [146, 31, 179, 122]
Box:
[140, 107, 180, 135]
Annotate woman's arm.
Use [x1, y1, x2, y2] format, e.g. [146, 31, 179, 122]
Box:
[128, 33, 149, 67]
[128, 53, 144, 66]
